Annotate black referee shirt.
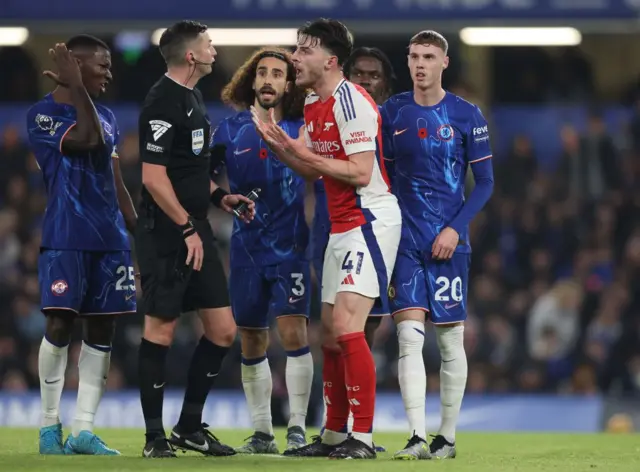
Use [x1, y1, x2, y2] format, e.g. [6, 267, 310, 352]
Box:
[138, 75, 212, 219]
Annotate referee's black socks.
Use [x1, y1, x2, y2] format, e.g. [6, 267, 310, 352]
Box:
[138, 337, 169, 442]
[177, 336, 229, 433]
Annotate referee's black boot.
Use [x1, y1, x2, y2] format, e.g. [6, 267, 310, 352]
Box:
[142, 436, 177, 458]
[169, 422, 236, 456]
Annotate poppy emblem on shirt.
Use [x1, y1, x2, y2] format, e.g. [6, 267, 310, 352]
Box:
[51, 280, 68, 296]
[418, 128, 428, 139]
[259, 148, 268, 159]
[437, 124, 454, 141]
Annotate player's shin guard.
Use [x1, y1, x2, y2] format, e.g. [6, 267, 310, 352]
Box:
[39, 336, 69, 427]
[73, 342, 111, 436]
[241, 355, 274, 435]
[138, 338, 170, 442]
[285, 347, 313, 430]
[321, 345, 349, 445]
[396, 320, 427, 440]
[435, 325, 467, 443]
[337, 333, 375, 448]
[178, 336, 229, 433]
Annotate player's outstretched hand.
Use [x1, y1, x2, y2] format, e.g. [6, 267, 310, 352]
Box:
[184, 232, 204, 271]
[221, 194, 256, 223]
[250, 107, 306, 157]
[432, 227, 459, 260]
[43, 43, 83, 87]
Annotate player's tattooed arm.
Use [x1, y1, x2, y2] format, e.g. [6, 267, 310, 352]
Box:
[112, 157, 137, 233]
[298, 150, 374, 187]
[272, 141, 320, 181]
[42, 44, 105, 154]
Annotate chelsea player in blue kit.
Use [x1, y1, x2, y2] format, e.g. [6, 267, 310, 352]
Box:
[381, 31, 494, 460]
[211, 48, 313, 453]
[26, 37, 137, 455]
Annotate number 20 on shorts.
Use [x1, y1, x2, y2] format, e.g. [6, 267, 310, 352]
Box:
[434, 276, 463, 302]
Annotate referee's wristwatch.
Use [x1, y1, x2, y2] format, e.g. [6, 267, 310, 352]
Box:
[180, 216, 197, 238]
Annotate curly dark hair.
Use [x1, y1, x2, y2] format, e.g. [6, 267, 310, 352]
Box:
[221, 47, 305, 120]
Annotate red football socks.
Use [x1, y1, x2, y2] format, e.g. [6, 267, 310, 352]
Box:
[322, 345, 349, 433]
[337, 332, 376, 434]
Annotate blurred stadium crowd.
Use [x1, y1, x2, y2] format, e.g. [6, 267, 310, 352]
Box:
[1, 43, 640, 415]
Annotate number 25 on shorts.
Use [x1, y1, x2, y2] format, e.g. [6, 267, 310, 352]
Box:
[115, 265, 135, 291]
[341, 251, 364, 274]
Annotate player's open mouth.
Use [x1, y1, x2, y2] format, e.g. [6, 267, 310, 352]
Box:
[260, 90, 276, 98]
[100, 83, 107, 92]
[416, 72, 425, 79]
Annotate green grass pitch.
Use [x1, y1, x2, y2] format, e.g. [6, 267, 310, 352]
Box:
[1, 428, 639, 471]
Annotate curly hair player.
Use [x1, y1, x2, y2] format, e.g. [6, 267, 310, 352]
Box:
[381, 31, 494, 460]
[253, 18, 401, 460]
[210, 47, 313, 454]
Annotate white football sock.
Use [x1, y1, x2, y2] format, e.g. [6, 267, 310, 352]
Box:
[241, 357, 273, 436]
[321, 394, 327, 430]
[435, 325, 467, 443]
[322, 429, 347, 445]
[73, 342, 111, 436]
[39, 337, 69, 427]
[285, 351, 313, 430]
[397, 320, 427, 440]
[352, 431, 373, 447]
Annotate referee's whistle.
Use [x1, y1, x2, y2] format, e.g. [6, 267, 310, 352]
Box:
[233, 188, 261, 217]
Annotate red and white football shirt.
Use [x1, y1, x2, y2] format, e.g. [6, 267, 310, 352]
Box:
[303, 79, 400, 234]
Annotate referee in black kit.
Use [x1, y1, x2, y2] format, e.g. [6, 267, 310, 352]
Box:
[135, 20, 255, 458]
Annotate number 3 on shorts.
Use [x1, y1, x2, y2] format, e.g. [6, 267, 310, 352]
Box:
[291, 272, 305, 297]
[116, 265, 135, 291]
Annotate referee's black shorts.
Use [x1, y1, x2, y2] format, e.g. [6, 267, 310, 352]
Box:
[136, 215, 229, 320]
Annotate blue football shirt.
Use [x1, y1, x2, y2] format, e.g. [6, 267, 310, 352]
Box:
[26, 94, 129, 252]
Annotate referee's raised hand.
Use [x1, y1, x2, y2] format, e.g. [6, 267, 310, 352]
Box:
[184, 229, 204, 271]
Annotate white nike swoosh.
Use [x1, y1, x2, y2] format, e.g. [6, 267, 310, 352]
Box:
[394, 128, 408, 136]
[144, 448, 154, 457]
[153, 382, 165, 389]
[187, 109, 193, 117]
[185, 439, 209, 451]
[206, 372, 219, 377]
[234, 148, 251, 155]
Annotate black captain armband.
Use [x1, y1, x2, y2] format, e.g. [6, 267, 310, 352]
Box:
[210, 187, 229, 208]
[180, 217, 197, 238]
